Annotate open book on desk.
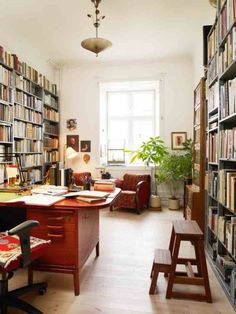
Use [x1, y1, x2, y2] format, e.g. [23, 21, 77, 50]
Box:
[76, 190, 110, 198]
[5, 194, 65, 206]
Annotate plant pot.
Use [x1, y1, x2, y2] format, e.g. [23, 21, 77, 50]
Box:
[150, 195, 161, 210]
[168, 198, 180, 210]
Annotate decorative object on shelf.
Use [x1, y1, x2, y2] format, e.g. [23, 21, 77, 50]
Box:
[209, 0, 217, 8]
[81, 0, 112, 56]
[171, 132, 187, 150]
[83, 153, 90, 163]
[67, 119, 77, 131]
[67, 135, 79, 152]
[81, 140, 91, 152]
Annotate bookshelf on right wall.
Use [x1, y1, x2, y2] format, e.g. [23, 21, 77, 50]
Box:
[206, 0, 236, 310]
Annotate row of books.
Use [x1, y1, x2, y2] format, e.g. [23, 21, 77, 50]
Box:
[208, 206, 218, 234]
[220, 128, 236, 159]
[0, 104, 13, 122]
[44, 79, 57, 96]
[44, 94, 58, 109]
[44, 108, 59, 122]
[218, 169, 236, 210]
[44, 122, 58, 135]
[208, 21, 218, 62]
[219, 0, 236, 43]
[44, 137, 59, 149]
[23, 168, 42, 183]
[15, 74, 42, 98]
[208, 170, 218, 199]
[0, 46, 14, 68]
[15, 90, 42, 111]
[0, 145, 12, 162]
[14, 104, 42, 124]
[21, 154, 42, 168]
[0, 65, 13, 87]
[218, 215, 236, 256]
[219, 27, 236, 75]
[0, 125, 11, 142]
[208, 82, 219, 113]
[209, 131, 218, 162]
[0, 85, 13, 103]
[208, 54, 218, 85]
[43, 150, 59, 163]
[14, 139, 42, 153]
[220, 79, 236, 119]
[14, 121, 42, 140]
[49, 165, 70, 186]
[209, 120, 218, 130]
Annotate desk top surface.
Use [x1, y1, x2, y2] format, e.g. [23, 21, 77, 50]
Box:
[0, 188, 121, 210]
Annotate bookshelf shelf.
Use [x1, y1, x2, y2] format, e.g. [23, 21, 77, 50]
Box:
[15, 87, 43, 100]
[208, 75, 218, 88]
[205, 2, 236, 309]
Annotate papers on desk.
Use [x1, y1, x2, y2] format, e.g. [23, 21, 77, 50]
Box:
[5, 194, 65, 206]
[31, 185, 68, 196]
[76, 190, 110, 198]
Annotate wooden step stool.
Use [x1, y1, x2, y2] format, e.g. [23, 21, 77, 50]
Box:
[150, 220, 212, 303]
[149, 248, 171, 294]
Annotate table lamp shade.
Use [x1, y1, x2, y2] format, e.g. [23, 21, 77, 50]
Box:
[66, 147, 77, 160]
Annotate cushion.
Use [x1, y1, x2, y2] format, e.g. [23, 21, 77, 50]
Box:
[0, 233, 50, 272]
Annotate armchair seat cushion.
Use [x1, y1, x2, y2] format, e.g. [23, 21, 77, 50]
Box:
[0, 234, 50, 272]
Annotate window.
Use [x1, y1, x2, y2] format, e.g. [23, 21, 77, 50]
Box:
[100, 81, 160, 165]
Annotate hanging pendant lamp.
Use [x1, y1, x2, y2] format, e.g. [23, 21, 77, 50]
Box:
[81, 0, 112, 56]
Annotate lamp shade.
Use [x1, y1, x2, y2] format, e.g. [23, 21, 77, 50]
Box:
[209, 0, 217, 8]
[66, 147, 78, 160]
[81, 37, 112, 54]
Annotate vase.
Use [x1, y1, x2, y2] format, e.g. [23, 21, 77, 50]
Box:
[150, 195, 161, 210]
[168, 198, 180, 210]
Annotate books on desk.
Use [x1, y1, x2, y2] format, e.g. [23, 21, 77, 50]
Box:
[77, 190, 110, 198]
[76, 197, 106, 203]
[5, 194, 65, 206]
[94, 180, 115, 192]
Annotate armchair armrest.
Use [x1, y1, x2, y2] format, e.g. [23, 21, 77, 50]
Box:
[114, 179, 124, 189]
[8, 220, 39, 267]
[136, 181, 151, 208]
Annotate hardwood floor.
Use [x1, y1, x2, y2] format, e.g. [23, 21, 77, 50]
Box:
[9, 208, 235, 313]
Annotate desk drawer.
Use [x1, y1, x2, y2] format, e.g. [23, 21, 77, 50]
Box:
[27, 209, 77, 266]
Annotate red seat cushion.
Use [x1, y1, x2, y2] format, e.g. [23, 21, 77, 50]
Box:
[0, 234, 50, 273]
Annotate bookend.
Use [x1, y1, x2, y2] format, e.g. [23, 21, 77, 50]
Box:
[0, 220, 47, 314]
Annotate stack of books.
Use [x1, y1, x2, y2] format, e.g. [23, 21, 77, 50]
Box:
[94, 180, 115, 192]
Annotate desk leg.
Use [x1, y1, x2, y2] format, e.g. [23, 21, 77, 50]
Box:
[166, 235, 181, 299]
[73, 270, 80, 296]
[96, 241, 99, 257]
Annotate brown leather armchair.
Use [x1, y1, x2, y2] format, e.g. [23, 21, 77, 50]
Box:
[113, 174, 151, 214]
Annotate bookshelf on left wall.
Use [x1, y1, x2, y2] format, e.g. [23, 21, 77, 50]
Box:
[0, 45, 60, 184]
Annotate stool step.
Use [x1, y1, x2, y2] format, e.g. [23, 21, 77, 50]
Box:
[154, 249, 172, 266]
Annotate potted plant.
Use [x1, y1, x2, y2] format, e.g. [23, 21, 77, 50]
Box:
[125, 136, 168, 209]
[158, 152, 188, 210]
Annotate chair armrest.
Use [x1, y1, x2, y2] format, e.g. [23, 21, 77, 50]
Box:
[136, 181, 151, 208]
[8, 220, 40, 267]
[114, 179, 124, 189]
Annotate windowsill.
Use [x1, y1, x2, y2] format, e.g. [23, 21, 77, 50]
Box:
[96, 164, 152, 171]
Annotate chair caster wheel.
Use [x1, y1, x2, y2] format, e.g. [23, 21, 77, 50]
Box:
[39, 288, 47, 295]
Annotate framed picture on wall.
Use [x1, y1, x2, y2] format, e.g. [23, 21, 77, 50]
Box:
[67, 135, 79, 152]
[67, 119, 77, 131]
[81, 140, 91, 152]
[171, 132, 187, 150]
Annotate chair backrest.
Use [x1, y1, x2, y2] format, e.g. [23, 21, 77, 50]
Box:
[123, 174, 151, 191]
[73, 172, 91, 186]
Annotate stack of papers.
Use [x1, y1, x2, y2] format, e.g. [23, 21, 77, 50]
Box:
[5, 194, 65, 206]
[31, 185, 68, 196]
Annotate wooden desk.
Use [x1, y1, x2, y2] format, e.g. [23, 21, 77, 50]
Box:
[0, 189, 120, 295]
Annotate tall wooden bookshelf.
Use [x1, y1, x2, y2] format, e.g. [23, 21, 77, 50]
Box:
[205, 0, 236, 310]
[184, 78, 206, 232]
[0, 45, 59, 184]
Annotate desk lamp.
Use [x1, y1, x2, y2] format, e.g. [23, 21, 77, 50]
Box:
[64, 146, 79, 191]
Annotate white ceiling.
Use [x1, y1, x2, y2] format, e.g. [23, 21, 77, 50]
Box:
[0, 0, 215, 65]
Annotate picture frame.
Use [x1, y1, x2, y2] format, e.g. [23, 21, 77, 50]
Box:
[171, 132, 187, 150]
[66, 119, 77, 131]
[80, 140, 91, 152]
[67, 135, 79, 152]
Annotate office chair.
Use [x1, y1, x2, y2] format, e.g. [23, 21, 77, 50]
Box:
[0, 220, 49, 314]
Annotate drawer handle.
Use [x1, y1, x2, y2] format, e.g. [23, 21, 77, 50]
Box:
[48, 234, 64, 239]
[47, 225, 63, 230]
[48, 217, 64, 222]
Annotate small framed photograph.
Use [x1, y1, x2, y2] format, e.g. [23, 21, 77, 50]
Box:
[67, 119, 77, 131]
[81, 140, 91, 152]
[171, 132, 187, 150]
[67, 135, 79, 152]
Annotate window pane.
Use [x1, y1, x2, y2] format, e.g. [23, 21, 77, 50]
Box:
[108, 120, 128, 144]
[108, 92, 129, 116]
[132, 120, 153, 149]
[132, 91, 154, 116]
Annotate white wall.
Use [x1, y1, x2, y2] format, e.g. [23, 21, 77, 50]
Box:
[60, 57, 194, 181]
